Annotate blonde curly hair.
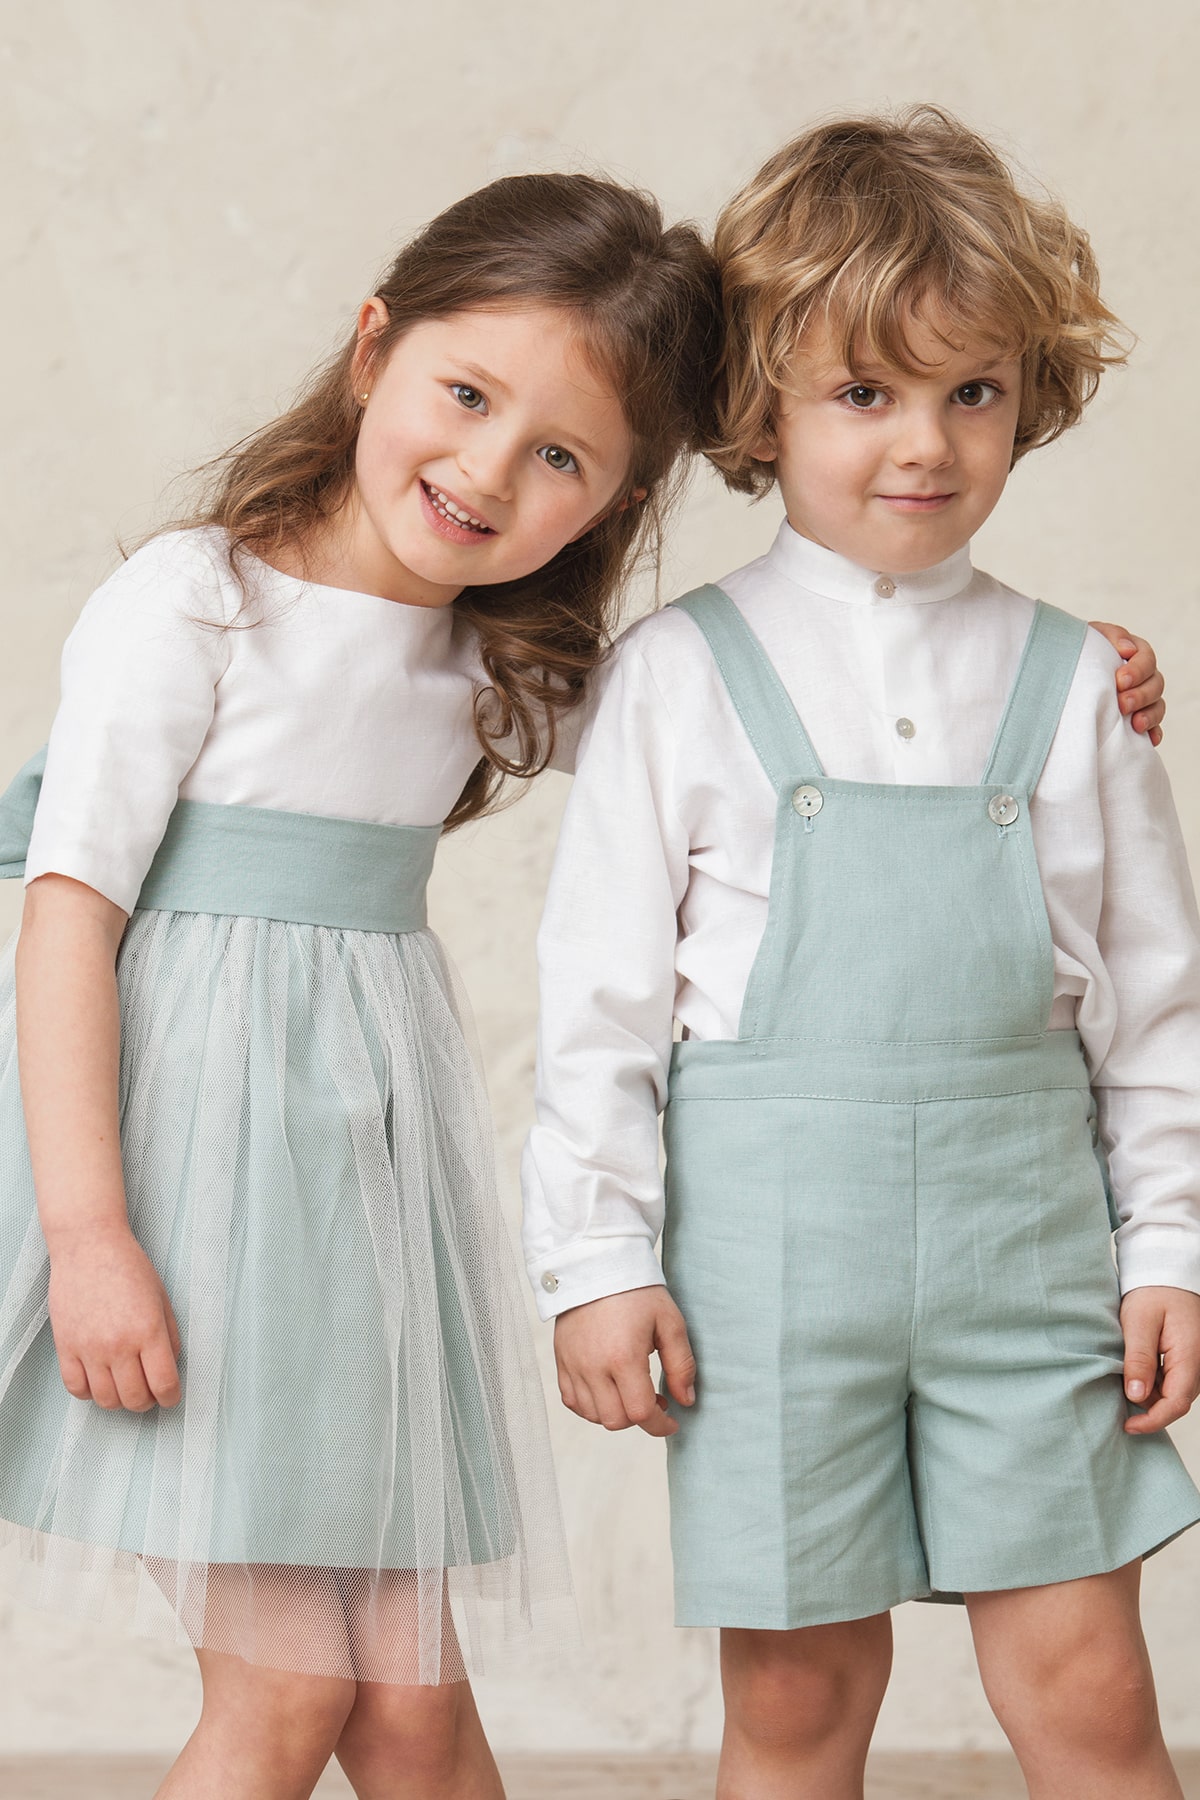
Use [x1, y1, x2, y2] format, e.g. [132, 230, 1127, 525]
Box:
[709, 106, 1129, 496]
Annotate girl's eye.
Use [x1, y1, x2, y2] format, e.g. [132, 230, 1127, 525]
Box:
[843, 385, 886, 410]
[451, 383, 486, 412]
[954, 381, 1000, 408]
[538, 445, 579, 475]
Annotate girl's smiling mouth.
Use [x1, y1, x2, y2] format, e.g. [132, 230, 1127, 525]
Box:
[419, 479, 497, 540]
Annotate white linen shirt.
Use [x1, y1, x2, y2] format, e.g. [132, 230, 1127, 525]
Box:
[24, 529, 489, 912]
[521, 522, 1200, 1320]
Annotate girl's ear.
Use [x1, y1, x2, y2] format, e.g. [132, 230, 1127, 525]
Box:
[565, 487, 648, 545]
[351, 297, 390, 397]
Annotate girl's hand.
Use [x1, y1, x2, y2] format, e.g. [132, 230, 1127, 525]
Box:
[48, 1225, 182, 1411]
[1090, 621, 1165, 746]
[1120, 1286, 1200, 1434]
[553, 1285, 696, 1439]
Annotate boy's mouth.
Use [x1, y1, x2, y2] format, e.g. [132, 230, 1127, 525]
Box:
[877, 492, 956, 512]
[420, 480, 495, 536]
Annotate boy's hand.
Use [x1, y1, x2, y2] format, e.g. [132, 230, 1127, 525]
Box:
[554, 1285, 696, 1438]
[1120, 1286, 1200, 1434]
[1090, 621, 1165, 746]
[48, 1223, 183, 1412]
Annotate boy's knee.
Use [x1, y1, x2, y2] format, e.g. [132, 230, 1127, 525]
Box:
[989, 1631, 1159, 1758]
[722, 1621, 889, 1752]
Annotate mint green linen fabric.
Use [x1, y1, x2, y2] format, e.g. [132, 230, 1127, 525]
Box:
[662, 587, 1200, 1630]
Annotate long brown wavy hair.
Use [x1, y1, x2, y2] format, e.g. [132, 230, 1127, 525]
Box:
[172, 174, 720, 828]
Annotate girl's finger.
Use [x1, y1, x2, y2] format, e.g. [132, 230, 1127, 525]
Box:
[163, 1299, 182, 1360]
[87, 1363, 122, 1411]
[58, 1353, 91, 1402]
[141, 1337, 182, 1409]
[112, 1354, 155, 1413]
[1130, 698, 1165, 735]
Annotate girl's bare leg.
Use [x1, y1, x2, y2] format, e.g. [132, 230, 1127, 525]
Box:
[717, 1612, 893, 1800]
[967, 1561, 1183, 1800]
[333, 1567, 504, 1798]
[155, 1648, 356, 1799]
[335, 1678, 504, 1799]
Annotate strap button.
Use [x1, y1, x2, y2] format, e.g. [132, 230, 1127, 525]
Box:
[792, 784, 824, 818]
[988, 794, 1020, 826]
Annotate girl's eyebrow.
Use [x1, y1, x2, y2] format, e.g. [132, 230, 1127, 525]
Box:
[455, 358, 603, 464]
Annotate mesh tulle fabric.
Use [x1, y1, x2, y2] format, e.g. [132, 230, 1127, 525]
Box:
[0, 914, 574, 1682]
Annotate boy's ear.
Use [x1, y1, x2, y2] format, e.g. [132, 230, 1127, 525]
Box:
[749, 425, 777, 462]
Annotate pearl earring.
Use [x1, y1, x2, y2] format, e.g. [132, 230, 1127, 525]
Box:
[359, 391, 370, 404]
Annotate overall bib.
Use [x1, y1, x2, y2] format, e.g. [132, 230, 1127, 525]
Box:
[662, 588, 1200, 1631]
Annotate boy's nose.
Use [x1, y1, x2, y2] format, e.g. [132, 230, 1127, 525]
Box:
[892, 412, 954, 468]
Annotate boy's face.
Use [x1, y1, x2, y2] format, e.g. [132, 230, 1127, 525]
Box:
[766, 312, 1022, 575]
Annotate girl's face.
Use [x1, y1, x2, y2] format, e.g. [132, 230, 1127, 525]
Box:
[766, 312, 1023, 575]
[337, 303, 638, 606]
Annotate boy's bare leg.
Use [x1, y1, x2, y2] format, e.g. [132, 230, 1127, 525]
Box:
[717, 1612, 892, 1800]
[967, 1560, 1183, 1799]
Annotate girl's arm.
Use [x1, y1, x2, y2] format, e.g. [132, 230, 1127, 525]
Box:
[1091, 622, 1164, 744]
[17, 875, 181, 1412]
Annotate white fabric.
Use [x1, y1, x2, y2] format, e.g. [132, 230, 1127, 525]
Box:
[25, 529, 489, 914]
[522, 522, 1200, 1317]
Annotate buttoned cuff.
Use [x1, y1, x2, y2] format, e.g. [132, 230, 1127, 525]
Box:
[526, 1235, 666, 1322]
[1115, 1224, 1200, 1298]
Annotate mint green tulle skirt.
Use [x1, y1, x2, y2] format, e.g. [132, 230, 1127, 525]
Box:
[0, 794, 573, 1683]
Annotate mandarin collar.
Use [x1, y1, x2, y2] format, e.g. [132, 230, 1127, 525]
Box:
[767, 518, 974, 607]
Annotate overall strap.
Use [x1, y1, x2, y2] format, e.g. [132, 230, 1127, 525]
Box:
[0, 745, 46, 879]
[982, 601, 1087, 795]
[672, 586, 824, 789]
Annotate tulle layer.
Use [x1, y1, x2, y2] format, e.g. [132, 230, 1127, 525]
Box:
[0, 911, 573, 1682]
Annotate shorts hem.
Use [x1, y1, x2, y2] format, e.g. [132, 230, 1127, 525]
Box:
[927, 1506, 1200, 1597]
[674, 1577, 930, 1631]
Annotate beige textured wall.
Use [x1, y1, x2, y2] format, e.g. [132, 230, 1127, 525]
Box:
[2, 0, 1199, 1755]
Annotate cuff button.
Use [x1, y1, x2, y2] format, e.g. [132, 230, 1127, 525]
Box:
[541, 1272, 560, 1294]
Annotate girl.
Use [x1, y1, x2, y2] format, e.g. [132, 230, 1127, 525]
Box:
[0, 173, 720, 1799]
[525, 111, 1200, 1798]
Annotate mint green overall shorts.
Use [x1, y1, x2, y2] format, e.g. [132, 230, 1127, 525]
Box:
[662, 587, 1200, 1630]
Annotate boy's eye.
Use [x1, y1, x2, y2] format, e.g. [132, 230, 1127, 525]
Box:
[538, 445, 579, 474]
[844, 385, 885, 410]
[451, 383, 486, 412]
[954, 381, 1000, 408]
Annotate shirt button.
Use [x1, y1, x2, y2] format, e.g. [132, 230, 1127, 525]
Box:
[791, 784, 824, 818]
[874, 574, 896, 598]
[988, 794, 1020, 826]
[895, 717, 916, 740]
[540, 1272, 560, 1294]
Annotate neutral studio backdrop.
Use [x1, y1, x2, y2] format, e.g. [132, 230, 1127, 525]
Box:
[2, 0, 1199, 1757]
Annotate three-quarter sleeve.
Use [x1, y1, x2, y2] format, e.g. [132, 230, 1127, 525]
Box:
[521, 634, 689, 1320]
[24, 533, 234, 913]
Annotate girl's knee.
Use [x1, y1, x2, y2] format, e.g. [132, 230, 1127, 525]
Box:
[339, 1679, 475, 1777]
[198, 1654, 357, 1760]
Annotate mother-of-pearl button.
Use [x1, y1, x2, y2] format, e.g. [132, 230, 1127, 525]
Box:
[874, 574, 896, 598]
[895, 717, 916, 740]
[792, 784, 824, 817]
[540, 1272, 560, 1293]
[988, 794, 1020, 826]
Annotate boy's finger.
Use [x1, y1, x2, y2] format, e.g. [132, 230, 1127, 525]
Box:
[656, 1312, 698, 1407]
[1125, 1389, 1192, 1434]
[594, 1374, 636, 1432]
[613, 1361, 664, 1431]
[567, 1375, 602, 1425]
[1130, 698, 1165, 734]
[636, 1394, 679, 1439]
[1122, 1312, 1162, 1404]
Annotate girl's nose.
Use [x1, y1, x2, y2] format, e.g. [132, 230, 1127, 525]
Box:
[457, 434, 517, 504]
